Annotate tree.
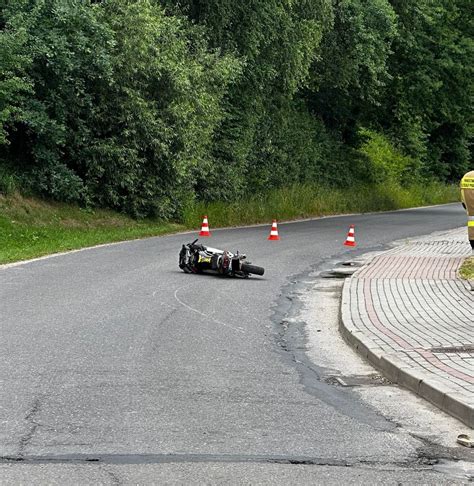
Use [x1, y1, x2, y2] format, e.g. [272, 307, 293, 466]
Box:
[165, 0, 334, 199]
[1, 0, 239, 216]
[383, 0, 474, 180]
[306, 0, 397, 141]
[0, 3, 32, 146]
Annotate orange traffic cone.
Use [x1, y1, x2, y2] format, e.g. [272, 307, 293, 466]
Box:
[344, 225, 356, 247]
[268, 220, 280, 241]
[199, 215, 211, 237]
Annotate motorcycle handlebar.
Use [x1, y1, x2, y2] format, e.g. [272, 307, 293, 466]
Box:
[188, 239, 205, 251]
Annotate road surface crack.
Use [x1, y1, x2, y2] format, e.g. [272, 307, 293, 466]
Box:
[18, 398, 42, 457]
[0, 452, 431, 468]
[103, 468, 122, 485]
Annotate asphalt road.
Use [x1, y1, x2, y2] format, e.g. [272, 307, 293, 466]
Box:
[0, 203, 470, 483]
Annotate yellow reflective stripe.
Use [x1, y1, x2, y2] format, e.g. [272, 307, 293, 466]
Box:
[461, 177, 474, 188]
[468, 221, 474, 227]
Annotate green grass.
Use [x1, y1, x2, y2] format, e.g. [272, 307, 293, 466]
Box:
[0, 194, 184, 264]
[0, 181, 460, 265]
[183, 181, 460, 227]
[459, 257, 474, 280]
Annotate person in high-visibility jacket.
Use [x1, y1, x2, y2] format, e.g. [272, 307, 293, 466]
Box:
[461, 170, 474, 252]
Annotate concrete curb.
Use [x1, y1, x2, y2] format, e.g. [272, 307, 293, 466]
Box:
[340, 277, 474, 428]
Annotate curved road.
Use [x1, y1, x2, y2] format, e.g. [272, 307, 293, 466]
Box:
[0, 204, 470, 483]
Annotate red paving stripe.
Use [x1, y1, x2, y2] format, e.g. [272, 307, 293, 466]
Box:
[348, 232, 474, 398]
[416, 349, 474, 383]
[362, 278, 474, 384]
[363, 279, 412, 350]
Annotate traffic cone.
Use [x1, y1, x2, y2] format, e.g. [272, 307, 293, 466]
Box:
[268, 220, 280, 241]
[344, 225, 356, 247]
[199, 215, 211, 236]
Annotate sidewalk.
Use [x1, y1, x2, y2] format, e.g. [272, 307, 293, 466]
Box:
[340, 228, 474, 428]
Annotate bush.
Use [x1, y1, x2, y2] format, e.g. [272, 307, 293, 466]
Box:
[0, 166, 17, 195]
[358, 128, 421, 186]
[31, 163, 85, 203]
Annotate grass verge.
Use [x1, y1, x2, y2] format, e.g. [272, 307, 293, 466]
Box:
[0, 194, 184, 264]
[459, 257, 474, 281]
[183, 181, 459, 227]
[1, 181, 460, 265]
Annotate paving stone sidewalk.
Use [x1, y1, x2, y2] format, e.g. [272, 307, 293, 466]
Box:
[340, 228, 474, 427]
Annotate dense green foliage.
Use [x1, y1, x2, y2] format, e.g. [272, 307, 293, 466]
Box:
[0, 0, 472, 218]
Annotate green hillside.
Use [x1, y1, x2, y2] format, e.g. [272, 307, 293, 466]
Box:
[0, 1, 472, 221]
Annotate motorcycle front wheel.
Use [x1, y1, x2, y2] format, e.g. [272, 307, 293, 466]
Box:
[241, 263, 265, 276]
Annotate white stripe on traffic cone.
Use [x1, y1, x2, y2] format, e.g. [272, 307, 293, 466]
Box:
[344, 225, 356, 247]
[268, 220, 280, 241]
[199, 216, 211, 236]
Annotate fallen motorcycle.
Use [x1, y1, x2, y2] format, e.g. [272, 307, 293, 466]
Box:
[179, 239, 264, 277]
